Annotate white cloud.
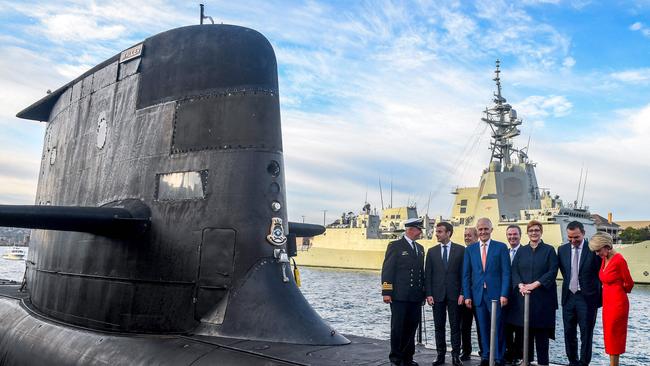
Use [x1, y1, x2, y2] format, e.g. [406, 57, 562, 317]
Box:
[0, 46, 67, 120]
[521, 0, 561, 4]
[629, 21, 650, 37]
[54, 63, 93, 80]
[41, 14, 127, 42]
[562, 56, 576, 68]
[610, 68, 650, 84]
[630, 22, 643, 31]
[516, 95, 573, 118]
[531, 103, 650, 219]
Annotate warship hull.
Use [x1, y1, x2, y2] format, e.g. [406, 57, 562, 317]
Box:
[295, 227, 435, 270]
[296, 212, 650, 284]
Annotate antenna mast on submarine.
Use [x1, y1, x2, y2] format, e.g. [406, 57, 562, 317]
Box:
[199, 4, 215, 24]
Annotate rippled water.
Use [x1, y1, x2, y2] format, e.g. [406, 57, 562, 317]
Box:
[0, 247, 27, 283]
[2, 254, 648, 365]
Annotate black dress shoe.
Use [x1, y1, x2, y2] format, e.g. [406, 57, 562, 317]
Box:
[402, 361, 419, 366]
[460, 353, 471, 361]
[432, 354, 445, 366]
[452, 355, 463, 366]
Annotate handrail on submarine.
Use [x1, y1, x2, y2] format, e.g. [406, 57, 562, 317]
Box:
[0, 203, 151, 237]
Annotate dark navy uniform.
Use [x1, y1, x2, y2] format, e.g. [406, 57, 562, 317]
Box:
[382, 236, 425, 365]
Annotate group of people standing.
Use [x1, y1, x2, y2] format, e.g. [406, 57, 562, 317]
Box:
[381, 217, 634, 366]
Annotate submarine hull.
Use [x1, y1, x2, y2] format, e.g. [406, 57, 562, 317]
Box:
[1, 283, 450, 366]
[0, 291, 293, 365]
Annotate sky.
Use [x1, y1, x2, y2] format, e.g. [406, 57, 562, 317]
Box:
[0, 0, 649, 224]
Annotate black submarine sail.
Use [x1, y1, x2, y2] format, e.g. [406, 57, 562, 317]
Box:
[0, 23, 350, 364]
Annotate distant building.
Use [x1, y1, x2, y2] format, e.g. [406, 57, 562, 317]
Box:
[591, 213, 621, 243]
[616, 220, 650, 230]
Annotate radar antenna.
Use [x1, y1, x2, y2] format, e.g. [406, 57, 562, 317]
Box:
[482, 60, 523, 168]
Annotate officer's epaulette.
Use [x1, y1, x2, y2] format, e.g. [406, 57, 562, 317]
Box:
[382, 282, 393, 291]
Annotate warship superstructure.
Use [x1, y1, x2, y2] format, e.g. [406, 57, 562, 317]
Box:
[447, 60, 596, 245]
[297, 61, 650, 284]
[297, 205, 436, 270]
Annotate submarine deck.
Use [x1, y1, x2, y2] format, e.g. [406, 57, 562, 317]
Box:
[0, 282, 561, 365]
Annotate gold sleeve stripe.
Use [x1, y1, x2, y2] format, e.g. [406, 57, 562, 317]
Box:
[382, 282, 393, 290]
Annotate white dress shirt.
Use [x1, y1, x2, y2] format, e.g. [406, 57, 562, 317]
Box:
[570, 239, 584, 291]
[440, 241, 451, 261]
[404, 235, 416, 253]
[509, 244, 521, 263]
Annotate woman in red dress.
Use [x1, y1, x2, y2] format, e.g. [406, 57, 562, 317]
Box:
[589, 232, 633, 366]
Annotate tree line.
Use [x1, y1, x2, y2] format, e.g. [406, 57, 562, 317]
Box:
[619, 226, 650, 243]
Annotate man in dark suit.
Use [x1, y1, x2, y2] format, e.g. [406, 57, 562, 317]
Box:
[462, 218, 511, 366]
[425, 222, 465, 366]
[503, 225, 523, 366]
[382, 218, 426, 366]
[459, 227, 482, 361]
[558, 221, 601, 366]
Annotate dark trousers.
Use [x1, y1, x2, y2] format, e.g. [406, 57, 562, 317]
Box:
[562, 292, 598, 366]
[526, 328, 551, 365]
[504, 323, 523, 362]
[432, 298, 461, 357]
[460, 304, 483, 357]
[390, 300, 422, 364]
[475, 292, 505, 362]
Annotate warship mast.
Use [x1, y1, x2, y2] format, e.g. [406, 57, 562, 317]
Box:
[483, 59, 524, 168]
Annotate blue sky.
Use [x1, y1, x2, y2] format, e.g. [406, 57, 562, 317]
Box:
[1, 0, 649, 223]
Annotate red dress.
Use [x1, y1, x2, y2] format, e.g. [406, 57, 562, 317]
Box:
[599, 253, 633, 355]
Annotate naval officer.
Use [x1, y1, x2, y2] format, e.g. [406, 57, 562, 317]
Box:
[382, 218, 426, 366]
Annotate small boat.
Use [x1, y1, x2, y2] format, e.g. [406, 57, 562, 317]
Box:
[2, 246, 25, 260]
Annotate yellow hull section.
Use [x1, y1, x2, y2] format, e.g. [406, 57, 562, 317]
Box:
[295, 228, 650, 284]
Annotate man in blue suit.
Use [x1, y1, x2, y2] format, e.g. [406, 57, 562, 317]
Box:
[462, 218, 511, 366]
[557, 221, 601, 366]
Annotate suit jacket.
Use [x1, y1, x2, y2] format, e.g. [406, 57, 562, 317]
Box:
[509, 241, 559, 328]
[381, 237, 425, 302]
[425, 242, 465, 302]
[557, 239, 602, 307]
[462, 239, 511, 307]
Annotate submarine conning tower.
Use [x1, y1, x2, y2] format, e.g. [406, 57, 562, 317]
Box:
[8, 24, 347, 345]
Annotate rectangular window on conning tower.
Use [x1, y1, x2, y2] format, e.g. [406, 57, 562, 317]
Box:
[460, 207, 467, 214]
[460, 199, 468, 206]
[156, 170, 208, 201]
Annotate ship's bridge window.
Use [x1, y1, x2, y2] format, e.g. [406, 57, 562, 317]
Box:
[390, 215, 396, 219]
[156, 170, 208, 201]
[460, 207, 466, 214]
[460, 199, 468, 206]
